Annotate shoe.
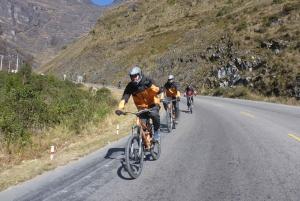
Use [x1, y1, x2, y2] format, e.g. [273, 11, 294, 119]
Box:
[187, 107, 189, 110]
[154, 131, 160, 141]
[175, 118, 179, 124]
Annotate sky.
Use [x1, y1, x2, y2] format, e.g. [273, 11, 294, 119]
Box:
[91, 0, 114, 6]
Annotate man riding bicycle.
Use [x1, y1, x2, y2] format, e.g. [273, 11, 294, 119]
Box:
[115, 67, 162, 141]
[161, 75, 180, 124]
[184, 84, 196, 110]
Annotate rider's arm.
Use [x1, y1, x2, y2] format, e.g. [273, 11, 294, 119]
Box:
[118, 85, 132, 110]
[174, 83, 180, 98]
[148, 77, 161, 95]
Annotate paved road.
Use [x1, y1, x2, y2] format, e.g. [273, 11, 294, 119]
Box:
[1, 96, 300, 201]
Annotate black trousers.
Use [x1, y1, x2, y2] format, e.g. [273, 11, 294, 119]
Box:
[139, 105, 160, 132]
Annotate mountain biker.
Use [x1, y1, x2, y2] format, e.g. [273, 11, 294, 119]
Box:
[184, 84, 197, 110]
[115, 67, 162, 141]
[161, 75, 180, 124]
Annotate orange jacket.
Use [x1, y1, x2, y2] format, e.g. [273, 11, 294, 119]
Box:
[118, 76, 161, 110]
[161, 82, 180, 99]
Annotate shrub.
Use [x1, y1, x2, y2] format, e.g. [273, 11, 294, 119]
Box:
[0, 68, 118, 158]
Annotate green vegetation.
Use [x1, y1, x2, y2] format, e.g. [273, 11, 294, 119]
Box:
[0, 63, 118, 171]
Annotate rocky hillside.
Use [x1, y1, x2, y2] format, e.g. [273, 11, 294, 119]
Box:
[0, 0, 129, 69]
[38, 0, 300, 100]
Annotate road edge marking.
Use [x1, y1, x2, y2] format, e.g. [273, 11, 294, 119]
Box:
[289, 134, 300, 142]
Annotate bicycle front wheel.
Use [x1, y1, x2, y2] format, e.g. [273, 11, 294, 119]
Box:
[166, 108, 172, 133]
[125, 134, 144, 179]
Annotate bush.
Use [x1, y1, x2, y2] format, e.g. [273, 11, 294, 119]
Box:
[0, 66, 118, 159]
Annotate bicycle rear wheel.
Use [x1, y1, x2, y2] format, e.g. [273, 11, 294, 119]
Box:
[166, 108, 172, 133]
[150, 140, 161, 160]
[150, 124, 161, 160]
[172, 118, 176, 129]
[125, 134, 144, 179]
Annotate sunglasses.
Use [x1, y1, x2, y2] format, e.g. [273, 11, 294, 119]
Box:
[130, 74, 139, 79]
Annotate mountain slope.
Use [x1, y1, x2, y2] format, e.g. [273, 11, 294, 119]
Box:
[37, 0, 300, 100]
[0, 0, 129, 69]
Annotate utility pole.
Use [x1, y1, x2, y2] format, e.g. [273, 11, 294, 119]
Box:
[8, 61, 11, 72]
[0, 55, 3, 71]
[16, 52, 19, 72]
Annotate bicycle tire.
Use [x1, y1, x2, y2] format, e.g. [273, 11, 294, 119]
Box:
[125, 134, 144, 179]
[149, 125, 161, 160]
[172, 108, 176, 129]
[166, 108, 172, 133]
[173, 118, 176, 129]
[150, 140, 161, 160]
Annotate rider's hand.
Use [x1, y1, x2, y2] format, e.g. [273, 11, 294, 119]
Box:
[115, 110, 123, 116]
[177, 97, 180, 102]
[184, 95, 186, 97]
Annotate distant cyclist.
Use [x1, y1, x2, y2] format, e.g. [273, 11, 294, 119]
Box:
[184, 84, 197, 110]
[161, 75, 180, 124]
[115, 67, 162, 141]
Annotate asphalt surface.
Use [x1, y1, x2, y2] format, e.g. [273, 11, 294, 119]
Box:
[1, 95, 300, 201]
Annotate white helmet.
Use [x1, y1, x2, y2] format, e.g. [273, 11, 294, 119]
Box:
[168, 75, 174, 83]
[128, 66, 143, 85]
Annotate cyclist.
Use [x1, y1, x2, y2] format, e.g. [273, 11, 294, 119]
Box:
[161, 75, 180, 124]
[184, 84, 197, 110]
[115, 67, 162, 141]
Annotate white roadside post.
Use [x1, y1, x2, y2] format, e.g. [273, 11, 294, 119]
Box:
[116, 125, 119, 134]
[50, 146, 55, 160]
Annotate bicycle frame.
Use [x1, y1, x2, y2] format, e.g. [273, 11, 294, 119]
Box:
[161, 98, 177, 132]
[186, 95, 193, 106]
[131, 114, 152, 149]
[124, 109, 154, 149]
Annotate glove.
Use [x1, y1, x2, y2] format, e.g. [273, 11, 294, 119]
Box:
[177, 97, 180, 102]
[115, 110, 123, 116]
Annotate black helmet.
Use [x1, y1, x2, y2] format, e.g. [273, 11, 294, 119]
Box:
[168, 75, 174, 83]
[128, 66, 143, 85]
[187, 84, 190, 87]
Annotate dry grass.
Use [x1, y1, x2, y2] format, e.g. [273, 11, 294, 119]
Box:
[0, 86, 137, 192]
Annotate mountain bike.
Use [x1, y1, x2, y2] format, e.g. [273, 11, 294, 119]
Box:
[186, 95, 193, 114]
[119, 109, 161, 179]
[161, 98, 177, 133]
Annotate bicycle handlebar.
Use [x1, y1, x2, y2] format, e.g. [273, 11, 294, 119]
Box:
[119, 108, 154, 116]
[161, 98, 178, 103]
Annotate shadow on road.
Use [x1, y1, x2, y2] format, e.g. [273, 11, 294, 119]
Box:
[104, 148, 125, 159]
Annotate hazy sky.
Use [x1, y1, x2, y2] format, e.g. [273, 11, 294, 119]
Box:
[91, 0, 114, 6]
